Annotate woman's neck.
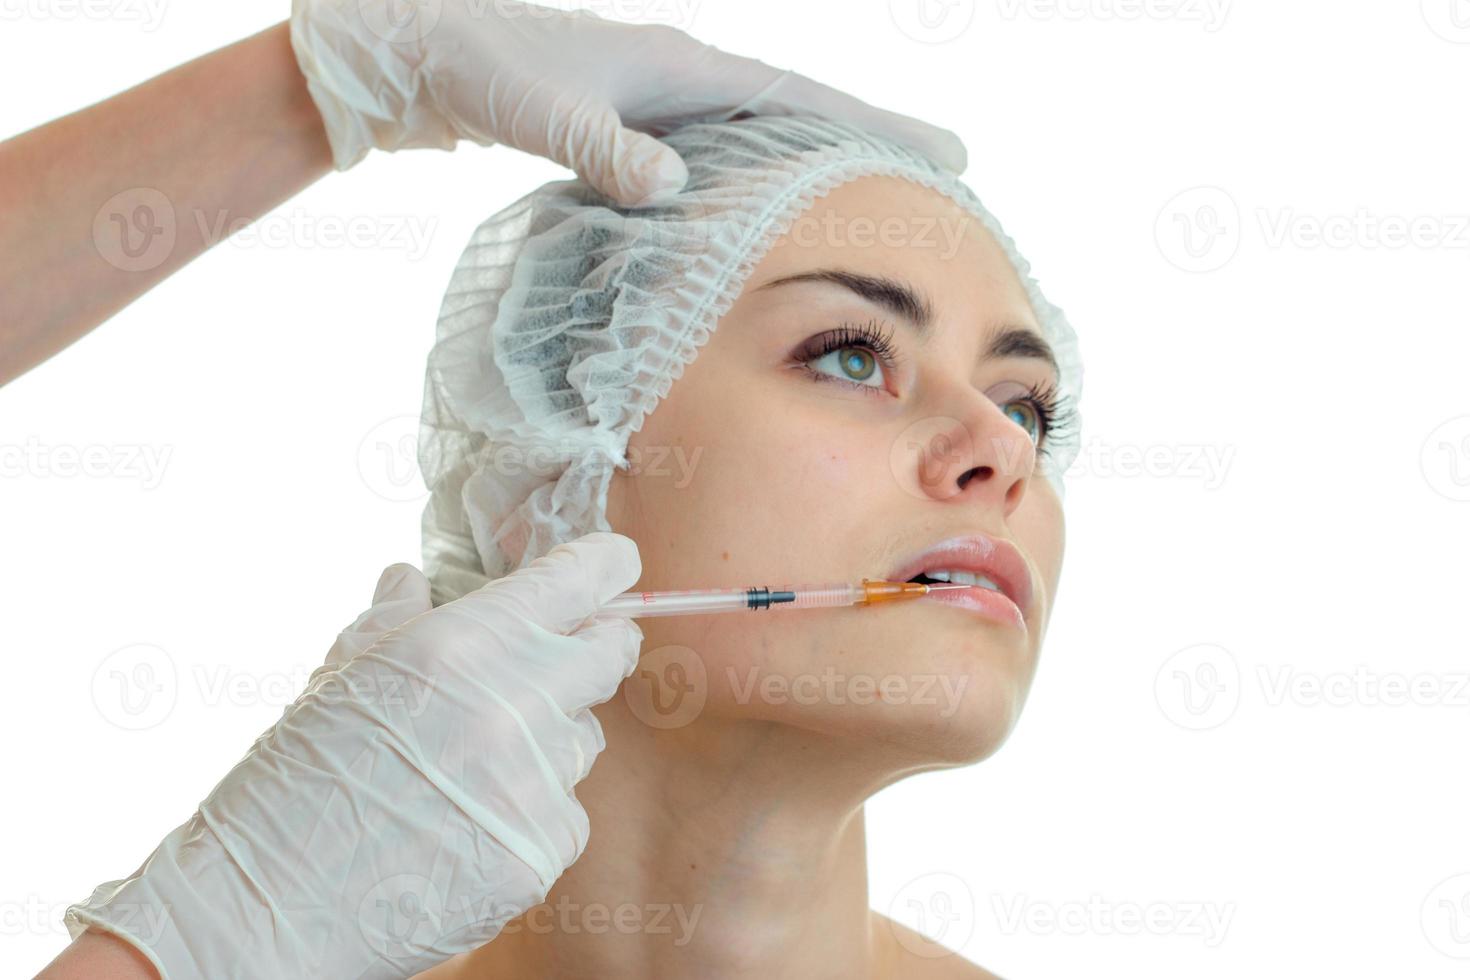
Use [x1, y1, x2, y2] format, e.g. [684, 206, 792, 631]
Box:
[467, 698, 896, 979]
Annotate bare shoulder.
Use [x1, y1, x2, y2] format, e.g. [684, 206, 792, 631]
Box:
[872, 911, 1004, 980]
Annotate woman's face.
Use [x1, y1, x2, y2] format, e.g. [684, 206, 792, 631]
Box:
[605, 174, 1066, 769]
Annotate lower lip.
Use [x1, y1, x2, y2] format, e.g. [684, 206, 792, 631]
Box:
[918, 585, 1026, 630]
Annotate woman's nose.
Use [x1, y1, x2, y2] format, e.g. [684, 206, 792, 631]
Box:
[899, 398, 1036, 518]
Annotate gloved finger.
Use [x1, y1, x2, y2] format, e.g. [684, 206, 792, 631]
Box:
[646, 46, 968, 174]
[322, 562, 434, 668]
[433, 684, 595, 887]
[523, 613, 644, 717]
[554, 103, 690, 206]
[446, 605, 641, 730]
[607, 128, 691, 207]
[569, 707, 606, 784]
[730, 69, 968, 174]
[539, 707, 616, 797]
[503, 701, 610, 798]
[455, 531, 642, 636]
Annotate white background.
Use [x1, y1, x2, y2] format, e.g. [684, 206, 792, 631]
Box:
[3, 1, 1469, 976]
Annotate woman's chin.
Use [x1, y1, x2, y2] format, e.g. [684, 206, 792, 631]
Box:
[706, 653, 1028, 770]
[849, 614, 1035, 765]
[628, 611, 1036, 770]
[771, 680, 1023, 771]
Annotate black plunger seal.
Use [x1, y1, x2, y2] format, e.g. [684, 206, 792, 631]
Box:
[745, 587, 798, 610]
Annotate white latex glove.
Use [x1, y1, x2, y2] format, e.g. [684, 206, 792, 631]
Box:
[289, 0, 968, 206]
[63, 532, 644, 980]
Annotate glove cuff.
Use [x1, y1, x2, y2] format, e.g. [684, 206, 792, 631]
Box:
[63, 812, 283, 979]
[288, 4, 460, 170]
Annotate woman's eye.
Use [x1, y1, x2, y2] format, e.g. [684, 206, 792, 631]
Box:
[1003, 399, 1041, 442]
[809, 346, 885, 388]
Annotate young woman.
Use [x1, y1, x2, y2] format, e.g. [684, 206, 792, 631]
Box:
[17, 6, 1082, 979]
[400, 114, 1083, 976]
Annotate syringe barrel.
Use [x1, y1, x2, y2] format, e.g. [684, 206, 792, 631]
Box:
[601, 584, 862, 617]
[788, 585, 862, 608]
[601, 589, 752, 617]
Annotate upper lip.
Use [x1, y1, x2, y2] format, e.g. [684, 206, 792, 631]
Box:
[886, 534, 1036, 619]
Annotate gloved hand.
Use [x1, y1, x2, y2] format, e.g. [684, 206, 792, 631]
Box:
[289, 0, 968, 206]
[63, 531, 644, 980]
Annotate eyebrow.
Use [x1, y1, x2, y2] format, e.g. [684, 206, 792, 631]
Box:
[756, 268, 1059, 376]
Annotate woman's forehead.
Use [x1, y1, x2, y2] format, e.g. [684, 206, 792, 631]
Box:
[750, 178, 1039, 331]
[765, 176, 1014, 272]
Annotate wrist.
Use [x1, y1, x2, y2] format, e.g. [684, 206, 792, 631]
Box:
[287, 4, 460, 170]
[266, 20, 334, 173]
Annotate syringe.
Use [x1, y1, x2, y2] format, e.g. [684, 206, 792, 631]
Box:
[601, 579, 970, 618]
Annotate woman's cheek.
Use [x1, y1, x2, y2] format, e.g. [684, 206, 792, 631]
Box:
[808, 449, 852, 489]
[757, 407, 867, 489]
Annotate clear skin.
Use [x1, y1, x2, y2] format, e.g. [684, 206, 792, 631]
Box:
[419, 175, 1066, 978]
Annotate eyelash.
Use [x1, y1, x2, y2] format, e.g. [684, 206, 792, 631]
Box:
[1017, 378, 1079, 459]
[795, 318, 903, 391]
[796, 319, 1080, 458]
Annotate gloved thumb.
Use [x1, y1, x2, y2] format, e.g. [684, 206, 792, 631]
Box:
[456, 531, 642, 635]
[575, 107, 690, 207]
[322, 562, 434, 668]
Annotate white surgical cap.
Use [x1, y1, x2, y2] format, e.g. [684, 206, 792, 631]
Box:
[418, 115, 1083, 607]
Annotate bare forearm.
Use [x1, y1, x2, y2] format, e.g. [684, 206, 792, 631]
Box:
[0, 20, 332, 387]
[34, 927, 160, 980]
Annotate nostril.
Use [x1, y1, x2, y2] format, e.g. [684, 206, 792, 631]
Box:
[956, 465, 991, 491]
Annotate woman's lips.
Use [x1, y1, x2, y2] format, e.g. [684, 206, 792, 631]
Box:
[917, 582, 1027, 631]
[885, 533, 1036, 631]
